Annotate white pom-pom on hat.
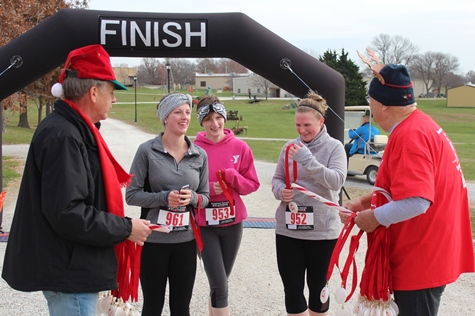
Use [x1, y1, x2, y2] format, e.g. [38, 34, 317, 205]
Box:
[51, 82, 64, 98]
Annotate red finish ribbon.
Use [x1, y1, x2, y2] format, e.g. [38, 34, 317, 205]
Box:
[359, 187, 393, 302]
[216, 169, 235, 217]
[285, 144, 298, 189]
[326, 213, 363, 302]
[190, 195, 203, 254]
[291, 183, 352, 214]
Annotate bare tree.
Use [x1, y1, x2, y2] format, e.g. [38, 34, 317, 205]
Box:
[167, 58, 196, 87]
[370, 34, 419, 66]
[0, 0, 89, 128]
[410, 52, 437, 97]
[443, 72, 465, 92]
[25, 70, 59, 126]
[249, 73, 272, 100]
[370, 34, 392, 64]
[465, 71, 475, 84]
[433, 53, 459, 97]
[391, 35, 419, 65]
[216, 58, 248, 74]
[196, 58, 218, 73]
[136, 58, 163, 85]
[114, 63, 131, 86]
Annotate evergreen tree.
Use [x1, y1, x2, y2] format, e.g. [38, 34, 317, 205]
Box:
[319, 49, 367, 106]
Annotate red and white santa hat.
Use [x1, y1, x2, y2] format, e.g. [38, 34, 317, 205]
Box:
[51, 44, 127, 97]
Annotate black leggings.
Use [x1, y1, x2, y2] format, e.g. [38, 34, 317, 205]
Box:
[201, 223, 243, 308]
[140, 240, 197, 316]
[276, 234, 337, 314]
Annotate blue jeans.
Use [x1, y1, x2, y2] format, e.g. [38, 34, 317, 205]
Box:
[43, 291, 98, 316]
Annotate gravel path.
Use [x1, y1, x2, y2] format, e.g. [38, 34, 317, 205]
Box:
[0, 118, 474, 315]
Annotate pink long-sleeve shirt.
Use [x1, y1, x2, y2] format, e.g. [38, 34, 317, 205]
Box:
[194, 128, 260, 227]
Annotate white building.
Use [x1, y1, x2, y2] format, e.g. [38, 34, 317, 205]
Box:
[233, 76, 291, 98]
[194, 73, 249, 91]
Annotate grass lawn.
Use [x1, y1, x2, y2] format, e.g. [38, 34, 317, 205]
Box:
[1, 156, 21, 189]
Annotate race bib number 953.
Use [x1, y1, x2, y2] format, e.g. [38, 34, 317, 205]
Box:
[205, 201, 235, 225]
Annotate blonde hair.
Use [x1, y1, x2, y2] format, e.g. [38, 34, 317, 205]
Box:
[296, 92, 328, 119]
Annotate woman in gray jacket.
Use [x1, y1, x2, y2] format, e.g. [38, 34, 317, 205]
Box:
[272, 93, 347, 316]
[126, 93, 209, 316]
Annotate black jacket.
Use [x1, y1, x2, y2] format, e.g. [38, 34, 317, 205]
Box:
[2, 100, 132, 293]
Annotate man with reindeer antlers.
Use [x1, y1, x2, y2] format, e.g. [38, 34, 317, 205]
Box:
[340, 49, 475, 316]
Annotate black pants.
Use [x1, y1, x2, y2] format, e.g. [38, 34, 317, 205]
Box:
[140, 240, 197, 316]
[276, 234, 336, 314]
[394, 285, 446, 316]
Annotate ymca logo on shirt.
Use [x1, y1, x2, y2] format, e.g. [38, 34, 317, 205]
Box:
[232, 155, 240, 164]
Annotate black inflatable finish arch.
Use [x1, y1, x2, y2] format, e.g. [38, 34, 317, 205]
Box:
[0, 9, 344, 141]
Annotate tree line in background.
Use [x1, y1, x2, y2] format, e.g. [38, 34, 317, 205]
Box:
[133, 34, 475, 105]
[1, 1, 475, 129]
[131, 52, 368, 105]
[370, 34, 475, 97]
[133, 57, 248, 87]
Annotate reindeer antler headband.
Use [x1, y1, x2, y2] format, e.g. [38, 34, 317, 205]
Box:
[358, 48, 414, 90]
[357, 48, 386, 85]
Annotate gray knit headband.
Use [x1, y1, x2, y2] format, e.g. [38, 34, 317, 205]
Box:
[197, 103, 227, 126]
[157, 93, 193, 126]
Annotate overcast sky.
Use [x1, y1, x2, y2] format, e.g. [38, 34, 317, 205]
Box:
[89, 0, 475, 75]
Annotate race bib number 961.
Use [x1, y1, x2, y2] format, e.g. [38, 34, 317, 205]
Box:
[157, 207, 190, 231]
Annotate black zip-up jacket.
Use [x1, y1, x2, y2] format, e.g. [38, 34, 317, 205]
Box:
[2, 100, 132, 293]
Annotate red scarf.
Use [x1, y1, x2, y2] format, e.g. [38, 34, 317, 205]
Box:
[64, 99, 141, 302]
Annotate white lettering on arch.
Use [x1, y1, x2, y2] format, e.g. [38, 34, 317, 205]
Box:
[185, 22, 206, 47]
[163, 22, 182, 47]
[130, 21, 151, 47]
[100, 19, 120, 45]
[99, 16, 207, 50]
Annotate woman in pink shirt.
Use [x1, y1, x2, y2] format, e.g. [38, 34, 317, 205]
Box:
[194, 96, 260, 316]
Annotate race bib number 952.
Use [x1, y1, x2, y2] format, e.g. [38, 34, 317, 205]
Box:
[285, 205, 314, 230]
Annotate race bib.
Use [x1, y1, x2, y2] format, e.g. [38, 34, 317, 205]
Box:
[205, 201, 235, 225]
[157, 206, 190, 231]
[285, 205, 314, 230]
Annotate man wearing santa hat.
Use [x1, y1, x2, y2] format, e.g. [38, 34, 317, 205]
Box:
[2, 44, 151, 316]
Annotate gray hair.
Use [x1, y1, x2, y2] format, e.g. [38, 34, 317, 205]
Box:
[157, 93, 193, 126]
[62, 76, 108, 100]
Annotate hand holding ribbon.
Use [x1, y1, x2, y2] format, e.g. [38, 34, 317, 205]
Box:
[216, 170, 235, 217]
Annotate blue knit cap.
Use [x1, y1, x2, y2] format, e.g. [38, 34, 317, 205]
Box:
[368, 64, 415, 106]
